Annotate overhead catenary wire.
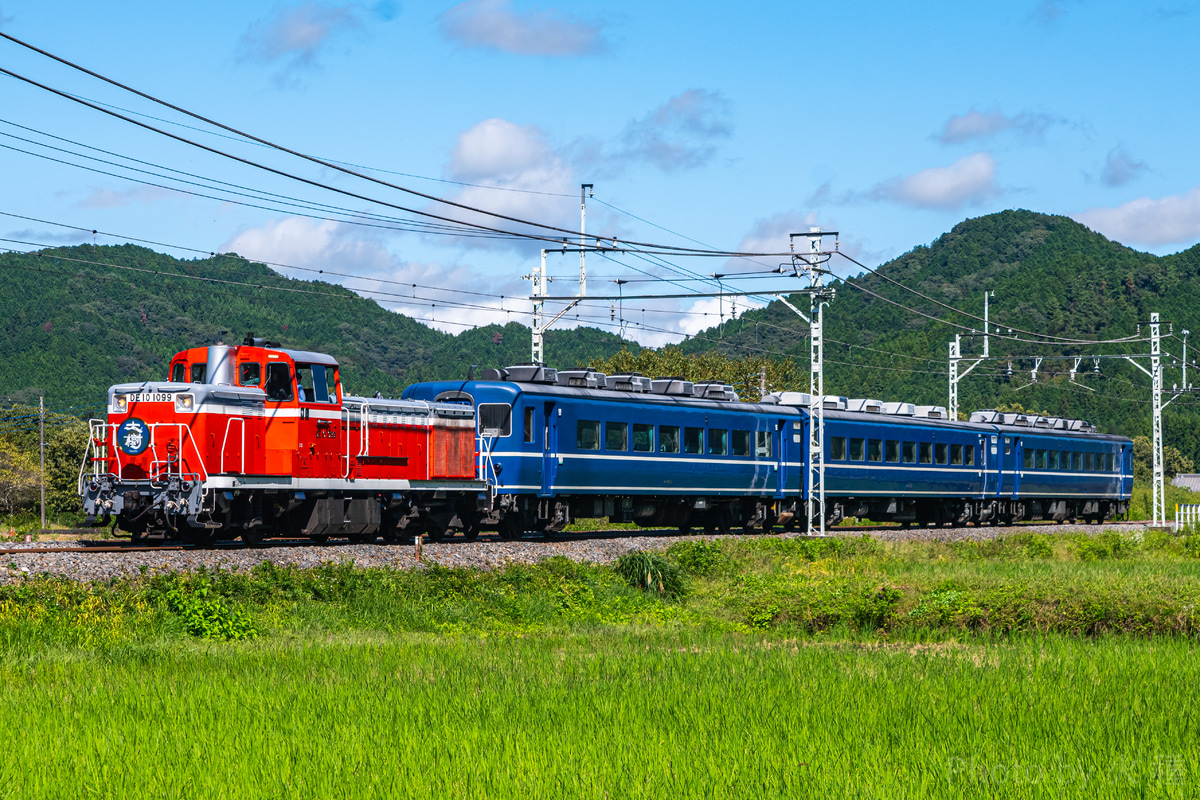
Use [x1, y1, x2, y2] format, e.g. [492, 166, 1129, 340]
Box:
[0, 33, 805, 259]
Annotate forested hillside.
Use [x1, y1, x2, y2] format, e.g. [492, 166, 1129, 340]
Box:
[683, 210, 1200, 462]
[0, 244, 631, 409]
[4, 210, 1200, 466]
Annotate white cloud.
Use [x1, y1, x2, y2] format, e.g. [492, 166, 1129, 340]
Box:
[238, 2, 366, 69]
[77, 185, 174, 209]
[219, 216, 531, 333]
[438, 0, 606, 56]
[1074, 186, 1200, 247]
[869, 153, 1000, 210]
[1100, 146, 1149, 188]
[617, 89, 733, 172]
[432, 118, 579, 249]
[936, 109, 1057, 143]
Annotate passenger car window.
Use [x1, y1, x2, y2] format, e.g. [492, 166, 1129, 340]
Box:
[919, 442, 932, 464]
[577, 420, 600, 450]
[830, 437, 846, 461]
[1085, 453, 1094, 471]
[731, 430, 751, 457]
[524, 407, 535, 443]
[684, 427, 703, 454]
[950, 444, 963, 465]
[1105, 453, 1114, 472]
[660, 426, 680, 454]
[755, 431, 772, 458]
[867, 439, 882, 462]
[633, 423, 653, 452]
[480, 404, 513, 437]
[239, 363, 261, 387]
[1073, 452, 1083, 471]
[1023, 450, 1035, 469]
[606, 422, 628, 451]
[935, 443, 948, 465]
[903, 442, 916, 464]
[265, 363, 292, 401]
[885, 441, 899, 463]
[849, 438, 865, 461]
[708, 429, 728, 456]
[965, 445, 975, 466]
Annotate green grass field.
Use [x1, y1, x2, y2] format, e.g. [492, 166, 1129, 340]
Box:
[3, 531, 1199, 798]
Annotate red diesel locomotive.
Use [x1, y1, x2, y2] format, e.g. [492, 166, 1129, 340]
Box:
[79, 334, 485, 543]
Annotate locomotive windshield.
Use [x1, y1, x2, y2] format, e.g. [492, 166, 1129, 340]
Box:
[265, 362, 293, 401]
[296, 364, 336, 404]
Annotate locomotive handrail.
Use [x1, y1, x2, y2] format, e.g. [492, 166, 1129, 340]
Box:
[79, 421, 210, 485]
[219, 417, 245, 474]
[77, 419, 110, 494]
[341, 398, 370, 478]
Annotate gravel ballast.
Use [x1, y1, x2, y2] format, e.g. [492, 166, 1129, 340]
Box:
[0, 522, 1155, 584]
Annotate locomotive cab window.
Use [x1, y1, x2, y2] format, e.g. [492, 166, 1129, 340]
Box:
[296, 364, 336, 404]
[867, 439, 882, 462]
[903, 442, 916, 464]
[731, 430, 751, 457]
[171, 362, 186, 383]
[755, 431, 771, 458]
[708, 429, 728, 456]
[239, 363, 261, 387]
[950, 444, 963, 466]
[829, 437, 846, 461]
[191, 363, 207, 384]
[660, 426, 680, 454]
[606, 422, 628, 451]
[633, 423, 653, 452]
[849, 438, 865, 461]
[684, 427, 703, 455]
[576, 420, 600, 450]
[480, 404, 513, 438]
[265, 363, 293, 401]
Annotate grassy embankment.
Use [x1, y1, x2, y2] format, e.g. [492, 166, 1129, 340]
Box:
[1, 531, 1199, 797]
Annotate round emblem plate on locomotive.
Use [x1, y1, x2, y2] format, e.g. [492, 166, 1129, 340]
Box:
[117, 418, 151, 455]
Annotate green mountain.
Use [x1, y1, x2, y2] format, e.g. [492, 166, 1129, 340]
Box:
[685, 210, 1200, 461]
[0, 243, 632, 410]
[4, 211, 1200, 464]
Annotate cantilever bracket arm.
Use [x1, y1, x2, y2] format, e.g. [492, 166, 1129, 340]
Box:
[776, 295, 809, 323]
[543, 299, 582, 330]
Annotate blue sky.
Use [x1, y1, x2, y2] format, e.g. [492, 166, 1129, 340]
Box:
[1, 0, 1197, 347]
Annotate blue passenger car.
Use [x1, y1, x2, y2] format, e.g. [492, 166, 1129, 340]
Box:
[404, 365, 1133, 536]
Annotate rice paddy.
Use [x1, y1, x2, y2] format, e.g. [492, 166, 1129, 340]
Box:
[2, 530, 1198, 798]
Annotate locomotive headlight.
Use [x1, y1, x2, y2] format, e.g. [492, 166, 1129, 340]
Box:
[175, 394, 195, 412]
[115, 394, 128, 411]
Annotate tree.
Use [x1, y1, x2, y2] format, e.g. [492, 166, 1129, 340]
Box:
[1131, 435, 1194, 482]
[0, 440, 40, 517]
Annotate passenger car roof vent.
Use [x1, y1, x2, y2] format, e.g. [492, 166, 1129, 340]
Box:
[556, 369, 606, 389]
[503, 364, 558, 384]
[769, 392, 846, 410]
[1032, 416, 1051, 428]
[650, 377, 694, 396]
[846, 398, 884, 414]
[969, 409, 1001, 424]
[881, 402, 916, 416]
[605, 373, 652, 393]
[693, 382, 739, 402]
[1067, 419, 1097, 433]
[915, 405, 948, 420]
[1001, 412, 1030, 426]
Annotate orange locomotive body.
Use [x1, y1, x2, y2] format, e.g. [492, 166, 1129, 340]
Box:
[80, 335, 483, 542]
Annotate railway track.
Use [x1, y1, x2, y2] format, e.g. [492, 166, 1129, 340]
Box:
[0, 519, 1163, 557]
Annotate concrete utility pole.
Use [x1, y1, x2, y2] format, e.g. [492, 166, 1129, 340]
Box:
[39, 395, 46, 534]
